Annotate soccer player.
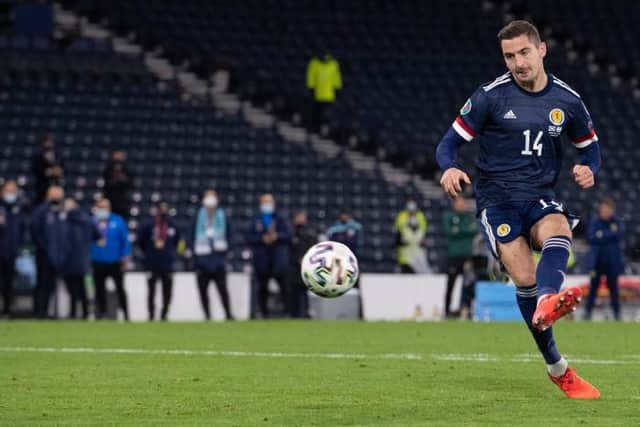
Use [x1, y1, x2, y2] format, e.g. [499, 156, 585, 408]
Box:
[435, 20, 601, 399]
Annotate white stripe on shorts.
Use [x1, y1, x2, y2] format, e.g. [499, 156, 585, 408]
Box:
[480, 209, 497, 257]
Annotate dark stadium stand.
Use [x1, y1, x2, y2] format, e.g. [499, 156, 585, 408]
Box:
[508, 0, 640, 90]
[0, 32, 430, 273]
[2, 0, 638, 273]
[58, 0, 639, 268]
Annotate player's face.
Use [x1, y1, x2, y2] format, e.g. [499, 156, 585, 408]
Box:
[500, 35, 546, 86]
[598, 203, 614, 220]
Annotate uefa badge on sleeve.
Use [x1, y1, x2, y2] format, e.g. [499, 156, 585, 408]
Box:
[460, 99, 472, 116]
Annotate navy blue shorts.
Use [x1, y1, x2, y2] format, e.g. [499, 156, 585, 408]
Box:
[478, 197, 579, 260]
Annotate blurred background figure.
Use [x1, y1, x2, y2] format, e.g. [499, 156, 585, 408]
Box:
[61, 198, 97, 320]
[31, 135, 64, 205]
[306, 49, 342, 133]
[91, 198, 131, 320]
[289, 211, 317, 318]
[394, 199, 429, 273]
[30, 185, 68, 318]
[584, 198, 625, 321]
[102, 150, 133, 220]
[192, 189, 233, 320]
[138, 201, 182, 321]
[326, 211, 364, 318]
[0, 180, 26, 318]
[442, 197, 477, 319]
[248, 193, 292, 318]
[327, 212, 363, 261]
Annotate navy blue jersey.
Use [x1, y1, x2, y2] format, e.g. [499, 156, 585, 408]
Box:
[451, 72, 598, 210]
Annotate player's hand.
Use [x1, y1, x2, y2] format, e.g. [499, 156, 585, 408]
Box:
[440, 168, 471, 198]
[573, 165, 594, 189]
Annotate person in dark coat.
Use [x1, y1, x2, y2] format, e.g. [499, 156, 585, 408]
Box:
[584, 198, 625, 320]
[30, 185, 69, 318]
[102, 150, 133, 220]
[138, 201, 182, 321]
[248, 193, 292, 318]
[61, 198, 98, 320]
[289, 211, 317, 318]
[192, 189, 233, 320]
[31, 135, 64, 205]
[0, 180, 26, 317]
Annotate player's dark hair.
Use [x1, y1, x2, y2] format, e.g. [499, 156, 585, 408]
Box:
[600, 197, 615, 208]
[497, 20, 541, 45]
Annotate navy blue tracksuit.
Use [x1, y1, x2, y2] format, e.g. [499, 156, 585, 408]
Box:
[0, 200, 26, 315]
[248, 213, 292, 317]
[585, 216, 625, 319]
[137, 216, 181, 320]
[61, 209, 98, 319]
[31, 202, 69, 318]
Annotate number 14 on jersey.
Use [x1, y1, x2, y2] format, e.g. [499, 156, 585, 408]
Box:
[522, 129, 543, 156]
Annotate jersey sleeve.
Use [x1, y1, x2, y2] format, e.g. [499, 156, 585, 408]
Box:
[451, 87, 491, 142]
[566, 100, 598, 148]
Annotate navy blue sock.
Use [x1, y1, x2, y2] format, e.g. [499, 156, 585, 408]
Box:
[516, 285, 561, 364]
[536, 236, 571, 297]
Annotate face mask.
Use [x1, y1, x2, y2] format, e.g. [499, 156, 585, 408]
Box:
[407, 201, 417, 212]
[260, 203, 274, 214]
[203, 196, 218, 208]
[3, 193, 17, 204]
[95, 209, 110, 220]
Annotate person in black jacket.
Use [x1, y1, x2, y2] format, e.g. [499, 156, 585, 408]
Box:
[31, 135, 64, 205]
[30, 185, 69, 318]
[137, 202, 182, 321]
[102, 150, 133, 220]
[61, 198, 98, 320]
[289, 211, 317, 318]
[0, 180, 26, 317]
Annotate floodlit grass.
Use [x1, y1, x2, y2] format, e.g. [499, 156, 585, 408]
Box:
[0, 321, 637, 426]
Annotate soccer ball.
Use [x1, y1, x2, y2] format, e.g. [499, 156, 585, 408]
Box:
[301, 241, 359, 298]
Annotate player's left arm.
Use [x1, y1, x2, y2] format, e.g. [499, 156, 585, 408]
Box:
[566, 100, 601, 189]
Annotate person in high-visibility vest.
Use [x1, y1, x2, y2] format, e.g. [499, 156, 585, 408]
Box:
[306, 51, 342, 132]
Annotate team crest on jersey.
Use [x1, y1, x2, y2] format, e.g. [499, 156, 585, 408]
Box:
[496, 224, 511, 237]
[549, 108, 565, 126]
[460, 99, 472, 116]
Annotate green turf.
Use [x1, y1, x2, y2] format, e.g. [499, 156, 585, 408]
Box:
[0, 321, 638, 426]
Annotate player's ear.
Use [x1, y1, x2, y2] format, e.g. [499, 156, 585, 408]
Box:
[539, 41, 547, 58]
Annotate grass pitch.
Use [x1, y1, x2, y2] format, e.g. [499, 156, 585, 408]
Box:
[0, 320, 638, 426]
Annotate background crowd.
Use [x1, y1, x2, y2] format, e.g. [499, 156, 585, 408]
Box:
[0, 134, 625, 321]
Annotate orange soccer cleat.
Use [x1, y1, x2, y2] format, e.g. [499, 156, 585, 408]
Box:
[532, 287, 583, 331]
[549, 368, 601, 399]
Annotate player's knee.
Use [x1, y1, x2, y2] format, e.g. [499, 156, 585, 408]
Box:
[510, 271, 536, 287]
[534, 215, 572, 244]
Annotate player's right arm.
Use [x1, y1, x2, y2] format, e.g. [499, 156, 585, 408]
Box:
[435, 87, 490, 197]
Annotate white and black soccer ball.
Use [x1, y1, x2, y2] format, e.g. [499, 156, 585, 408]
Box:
[301, 241, 359, 298]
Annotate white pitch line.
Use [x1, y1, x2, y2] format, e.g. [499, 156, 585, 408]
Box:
[0, 347, 638, 365]
[431, 353, 637, 365]
[0, 346, 423, 361]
